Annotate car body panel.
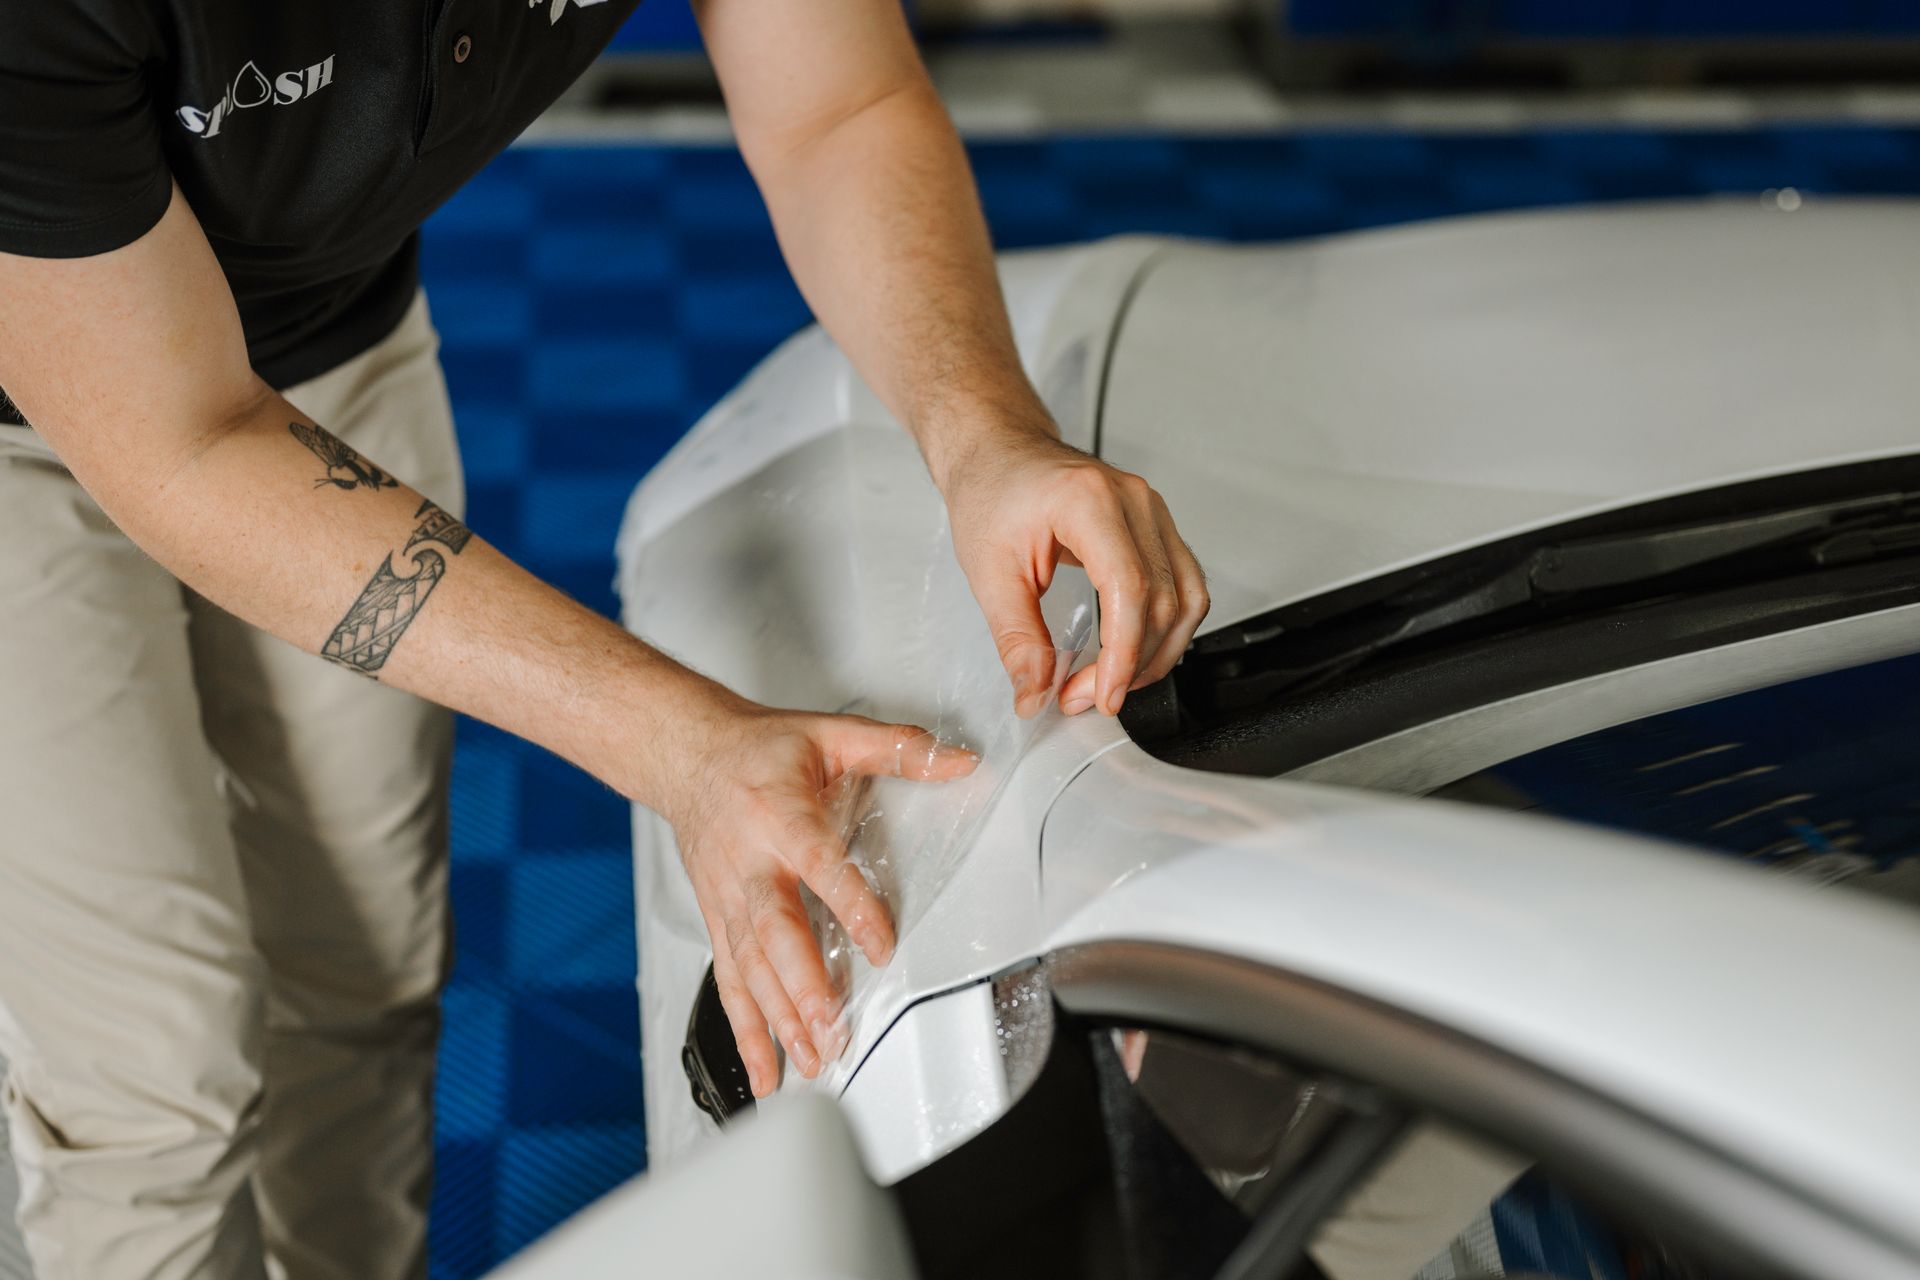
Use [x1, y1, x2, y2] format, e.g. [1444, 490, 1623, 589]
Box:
[833, 980, 1012, 1186]
[1102, 199, 1920, 629]
[1041, 748, 1920, 1255]
[615, 239, 1156, 555]
[488, 1094, 913, 1279]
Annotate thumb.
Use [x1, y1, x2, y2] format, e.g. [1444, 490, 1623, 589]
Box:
[969, 567, 1059, 718]
[817, 717, 979, 783]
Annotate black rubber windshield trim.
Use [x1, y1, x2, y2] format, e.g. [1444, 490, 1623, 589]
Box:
[1146, 553, 1920, 777]
[1193, 454, 1920, 656]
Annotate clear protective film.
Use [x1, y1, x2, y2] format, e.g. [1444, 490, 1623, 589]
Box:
[804, 613, 1090, 1081]
[618, 415, 1102, 1144]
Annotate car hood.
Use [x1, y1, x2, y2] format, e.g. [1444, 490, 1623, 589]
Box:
[1099, 198, 1920, 630]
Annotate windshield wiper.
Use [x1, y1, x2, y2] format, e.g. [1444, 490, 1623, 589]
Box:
[1532, 492, 1914, 593]
[1158, 488, 1920, 720]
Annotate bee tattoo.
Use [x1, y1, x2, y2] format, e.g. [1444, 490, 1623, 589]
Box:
[289, 421, 398, 492]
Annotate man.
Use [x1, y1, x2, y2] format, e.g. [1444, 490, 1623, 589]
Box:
[0, 0, 1207, 1276]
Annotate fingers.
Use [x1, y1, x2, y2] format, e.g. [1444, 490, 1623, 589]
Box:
[702, 855, 867, 1093]
[1119, 483, 1182, 693]
[686, 714, 989, 1099]
[709, 934, 781, 1099]
[1053, 468, 1200, 715]
[1052, 472, 1151, 717]
[967, 562, 1063, 718]
[715, 779, 905, 1086]
[1134, 494, 1210, 688]
[681, 711, 990, 1101]
[724, 906, 820, 1082]
[742, 869, 852, 1065]
[810, 852, 897, 969]
[820, 717, 980, 783]
[774, 787, 897, 968]
[1060, 661, 1099, 714]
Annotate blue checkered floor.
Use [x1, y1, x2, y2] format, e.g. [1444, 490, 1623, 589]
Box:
[422, 124, 1920, 1277]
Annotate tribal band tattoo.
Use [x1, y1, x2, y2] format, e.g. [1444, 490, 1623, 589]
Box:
[321, 498, 475, 676]
[289, 421, 398, 492]
[322, 550, 447, 671]
[406, 499, 473, 555]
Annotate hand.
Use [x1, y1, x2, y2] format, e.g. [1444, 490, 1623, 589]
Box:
[941, 426, 1209, 718]
[660, 699, 977, 1097]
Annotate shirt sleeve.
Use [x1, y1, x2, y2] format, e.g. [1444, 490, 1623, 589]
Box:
[0, 5, 171, 259]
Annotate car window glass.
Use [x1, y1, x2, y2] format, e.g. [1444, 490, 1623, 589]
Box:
[1431, 649, 1920, 912]
[1096, 1025, 1747, 1280]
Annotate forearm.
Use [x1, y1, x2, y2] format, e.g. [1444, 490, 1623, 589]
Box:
[733, 66, 1213, 715]
[747, 82, 1054, 489]
[78, 390, 734, 808]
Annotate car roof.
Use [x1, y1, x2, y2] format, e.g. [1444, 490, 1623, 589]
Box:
[1097, 198, 1920, 630]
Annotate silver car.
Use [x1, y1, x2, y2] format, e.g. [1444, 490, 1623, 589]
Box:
[591, 198, 1920, 1280]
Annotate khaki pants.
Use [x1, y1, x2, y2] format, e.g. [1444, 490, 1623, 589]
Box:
[0, 294, 462, 1280]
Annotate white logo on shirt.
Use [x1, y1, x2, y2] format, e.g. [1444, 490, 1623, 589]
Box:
[533, 0, 612, 26]
[176, 55, 337, 139]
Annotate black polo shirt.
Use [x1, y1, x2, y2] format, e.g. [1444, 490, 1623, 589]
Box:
[0, 0, 644, 426]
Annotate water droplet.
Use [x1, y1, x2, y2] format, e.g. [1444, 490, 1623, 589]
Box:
[231, 60, 272, 109]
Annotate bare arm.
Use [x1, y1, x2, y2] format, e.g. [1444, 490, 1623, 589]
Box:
[1, 188, 705, 800]
[697, 0, 1209, 716]
[0, 188, 972, 1095]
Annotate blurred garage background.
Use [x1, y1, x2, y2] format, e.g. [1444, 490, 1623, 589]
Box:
[299, 3, 1920, 1276]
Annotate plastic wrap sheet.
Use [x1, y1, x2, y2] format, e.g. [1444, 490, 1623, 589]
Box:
[806, 613, 1090, 1078]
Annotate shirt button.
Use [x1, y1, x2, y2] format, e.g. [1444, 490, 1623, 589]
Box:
[453, 33, 473, 63]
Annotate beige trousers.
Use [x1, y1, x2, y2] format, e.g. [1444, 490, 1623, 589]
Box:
[0, 294, 462, 1280]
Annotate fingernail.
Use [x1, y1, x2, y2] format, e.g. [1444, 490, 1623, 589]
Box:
[749, 1066, 768, 1098]
[811, 1019, 839, 1061]
[793, 1038, 819, 1076]
[1106, 687, 1127, 715]
[1062, 695, 1094, 715]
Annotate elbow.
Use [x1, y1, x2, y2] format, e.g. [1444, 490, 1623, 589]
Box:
[156, 378, 279, 489]
[743, 76, 946, 186]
